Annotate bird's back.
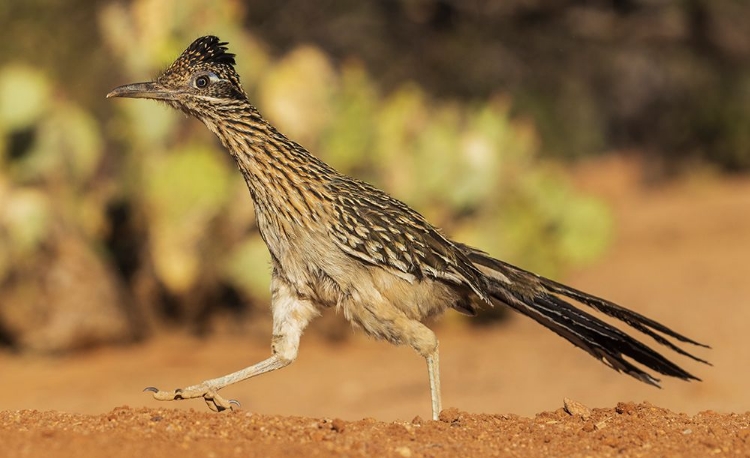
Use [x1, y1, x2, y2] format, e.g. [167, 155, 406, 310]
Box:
[257, 168, 486, 326]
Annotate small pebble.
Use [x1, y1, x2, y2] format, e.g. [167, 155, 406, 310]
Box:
[563, 398, 591, 419]
[331, 418, 345, 433]
[395, 446, 412, 457]
[438, 408, 461, 424]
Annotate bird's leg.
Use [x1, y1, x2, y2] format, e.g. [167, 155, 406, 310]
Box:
[145, 352, 295, 411]
[426, 345, 442, 421]
[397, 319, 442, 421]
[146, 278, 319, 411]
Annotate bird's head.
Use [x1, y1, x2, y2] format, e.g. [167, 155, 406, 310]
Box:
[107, 36, 247, 116]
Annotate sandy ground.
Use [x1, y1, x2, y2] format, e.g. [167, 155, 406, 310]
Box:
[2, 403, 748, 458]
[1, 159, 749, 456]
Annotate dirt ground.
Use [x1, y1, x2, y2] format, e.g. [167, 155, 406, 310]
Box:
[2, 158, 750, 457]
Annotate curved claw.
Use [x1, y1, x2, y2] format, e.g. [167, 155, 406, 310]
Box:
[143, 387, 185, 401]
[141, 385, 240, 412]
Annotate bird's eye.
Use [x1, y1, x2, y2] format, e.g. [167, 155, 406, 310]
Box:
[194, 75, 210, 88]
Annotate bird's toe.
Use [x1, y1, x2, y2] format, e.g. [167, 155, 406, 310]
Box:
[202, 389, 238, 412]
[143, 386, 187, 401]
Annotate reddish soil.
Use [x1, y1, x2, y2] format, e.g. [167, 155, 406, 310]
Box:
[2, 403, 748, 457]
[2, 158, 750, 457]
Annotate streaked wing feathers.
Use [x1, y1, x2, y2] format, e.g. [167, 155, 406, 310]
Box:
[326, 178, 490, 302]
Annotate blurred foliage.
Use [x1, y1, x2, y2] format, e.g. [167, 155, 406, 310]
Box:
[246, 0, 750, 171]
[0, 65, 133, 352]
[0, 0, 618, 351]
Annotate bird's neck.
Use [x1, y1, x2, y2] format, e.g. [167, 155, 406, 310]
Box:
[201, 101, 334, 238]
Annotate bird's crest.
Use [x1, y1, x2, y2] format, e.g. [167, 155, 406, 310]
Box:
[179, 36, 236, 68]
[156, 35, 245, 99]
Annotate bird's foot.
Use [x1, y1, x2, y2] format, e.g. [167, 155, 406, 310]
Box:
[143, 386, 241, 412]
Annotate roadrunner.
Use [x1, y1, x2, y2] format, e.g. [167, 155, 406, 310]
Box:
[108, 36, 709, 420]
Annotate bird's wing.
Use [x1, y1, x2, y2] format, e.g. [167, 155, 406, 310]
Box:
[325, 178, 490, 303]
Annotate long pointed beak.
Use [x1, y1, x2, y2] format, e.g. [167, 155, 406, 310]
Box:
[106, 82, 176, 100]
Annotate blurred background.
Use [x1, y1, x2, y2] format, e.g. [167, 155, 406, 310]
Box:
[0, 0, 747, 419]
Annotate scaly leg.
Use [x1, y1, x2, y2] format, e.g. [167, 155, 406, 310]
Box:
[145, 276, 319, 411]
[145, 353, 294, 411]
[426, 345, 442, 421]
[397, 318, 442, 421]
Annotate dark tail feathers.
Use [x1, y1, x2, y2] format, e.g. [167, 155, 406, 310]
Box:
[460, 244, 710, 386]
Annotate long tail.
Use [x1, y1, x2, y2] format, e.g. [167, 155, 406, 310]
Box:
[459, 244, 710, 386]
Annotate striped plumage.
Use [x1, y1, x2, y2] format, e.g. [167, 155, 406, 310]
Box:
[108, 36, 708, 419]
